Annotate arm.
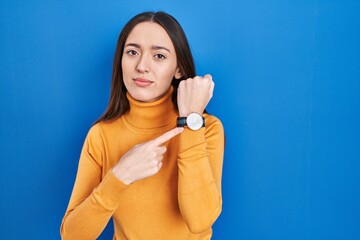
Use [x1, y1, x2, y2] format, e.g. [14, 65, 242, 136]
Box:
[176, 74, 224, 232]
[177, 116, 224, 233]
[60, 125, 183, 239]
[60, 125, 128, 240]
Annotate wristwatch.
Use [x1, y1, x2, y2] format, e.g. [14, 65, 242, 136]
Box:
[176, 112, 205, 130]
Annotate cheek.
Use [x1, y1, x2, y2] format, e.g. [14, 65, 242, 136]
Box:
[121, 58, 133, 82]
[158, 72, 174, 88]
[158, 64, 177, 82]
[121, 59, 132, 91]
[121, 57, 128, 74]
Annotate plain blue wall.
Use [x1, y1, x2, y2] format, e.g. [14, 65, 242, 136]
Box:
[1, 0, 359, 239]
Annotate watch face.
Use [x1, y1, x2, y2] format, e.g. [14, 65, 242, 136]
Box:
[187, 113, 203, 130]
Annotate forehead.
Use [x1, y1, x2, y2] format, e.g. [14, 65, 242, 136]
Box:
[125, 22, 174, 49]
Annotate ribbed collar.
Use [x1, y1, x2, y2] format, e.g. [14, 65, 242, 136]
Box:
[122, 87, 178, 133]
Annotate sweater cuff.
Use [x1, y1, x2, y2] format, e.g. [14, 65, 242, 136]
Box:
[92, 170, 128, 210]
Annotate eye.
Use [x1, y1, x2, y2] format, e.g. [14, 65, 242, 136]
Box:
[126, 50, 138, 56]
[154, 54, 166, 60]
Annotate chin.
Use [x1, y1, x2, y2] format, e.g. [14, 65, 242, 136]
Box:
[128, 90, 153, 102]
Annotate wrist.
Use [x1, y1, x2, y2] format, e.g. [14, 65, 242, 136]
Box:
[176, 112, 205, 130]
[112, 168, 132, 185]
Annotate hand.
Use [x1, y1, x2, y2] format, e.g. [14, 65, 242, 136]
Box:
[112, 127, 184, 184]
[177, 74, 214, 117]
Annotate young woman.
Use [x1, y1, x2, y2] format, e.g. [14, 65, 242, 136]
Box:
[60, 11, 224, 240]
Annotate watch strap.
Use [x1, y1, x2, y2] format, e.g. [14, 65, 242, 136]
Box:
[176, 117, 188, 127]
[176, 116, 205, 127]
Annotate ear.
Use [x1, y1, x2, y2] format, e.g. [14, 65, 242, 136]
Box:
[174, 67, 183, 79]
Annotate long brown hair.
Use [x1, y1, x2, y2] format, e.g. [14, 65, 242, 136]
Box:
[95, 11, 196, 124]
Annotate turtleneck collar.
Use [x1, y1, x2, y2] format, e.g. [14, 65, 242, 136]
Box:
[123, 87, 178, 133]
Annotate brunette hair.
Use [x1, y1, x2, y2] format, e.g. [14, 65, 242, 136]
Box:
[95, 11, 196, 123]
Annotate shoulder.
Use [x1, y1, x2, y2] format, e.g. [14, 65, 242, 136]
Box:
[88, 118, 121, 138]
[84, 123, 104, 147]
[203, 113, 224, 134]
[204, 113, 223, 127]
[202, 113, 225, 148]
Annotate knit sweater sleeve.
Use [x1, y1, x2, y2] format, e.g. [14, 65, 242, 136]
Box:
[60, 124, 128, 240]
[177, 115, 225, 233]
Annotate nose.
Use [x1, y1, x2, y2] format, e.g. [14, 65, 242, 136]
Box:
[136, 54, 151, 73]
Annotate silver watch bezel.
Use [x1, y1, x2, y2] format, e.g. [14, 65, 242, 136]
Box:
[187, 112, 203, 130]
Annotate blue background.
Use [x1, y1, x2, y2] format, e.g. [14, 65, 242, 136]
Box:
[1, 0, 359, 239]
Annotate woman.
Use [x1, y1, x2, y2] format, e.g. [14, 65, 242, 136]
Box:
[60, 11, 224, 240]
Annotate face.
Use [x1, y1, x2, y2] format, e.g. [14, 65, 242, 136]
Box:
[122, 22, 182, 102]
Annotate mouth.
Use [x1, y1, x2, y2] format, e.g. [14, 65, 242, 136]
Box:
[133, 78, 153, 87]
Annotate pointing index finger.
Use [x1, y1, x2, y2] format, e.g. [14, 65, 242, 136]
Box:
[151, 127, 184, 146]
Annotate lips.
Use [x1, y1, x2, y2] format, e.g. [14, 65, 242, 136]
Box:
[133, 78, 153, 87]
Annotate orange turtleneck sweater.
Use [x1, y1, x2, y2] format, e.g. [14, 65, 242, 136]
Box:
[60, 87, 224, 240]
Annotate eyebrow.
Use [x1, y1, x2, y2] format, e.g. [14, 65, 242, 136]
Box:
[124, 43, 171, 53]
